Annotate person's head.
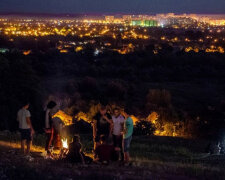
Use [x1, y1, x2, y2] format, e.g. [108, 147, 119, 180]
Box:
[121, 108, 131, 118]
[73, 135, 80, 143]
[100, 135, 107, 144]
[113, 107, 121, 117]
[47, 101, 57, 109]
[99, 105, 107, 116]
[22, 101, 29, 109]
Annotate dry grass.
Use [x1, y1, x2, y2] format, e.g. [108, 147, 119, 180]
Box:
[0, 131, 225, 179]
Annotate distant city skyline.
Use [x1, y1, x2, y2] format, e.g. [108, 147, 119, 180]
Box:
[0, 0, 225, 14]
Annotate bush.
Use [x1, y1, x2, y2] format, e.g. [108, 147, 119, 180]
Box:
[134, 120, 155, 136]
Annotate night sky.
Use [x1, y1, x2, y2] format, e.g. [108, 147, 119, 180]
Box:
[0, 0, 225, 14]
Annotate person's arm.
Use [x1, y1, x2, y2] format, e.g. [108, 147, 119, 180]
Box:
[123, 120, 128, 135]
[26, 111, 34, 134]
[120, 119, 125, 135]
[104, 115, 113, 134]
[26, 117, 35, 135]
[104, 114, 113, 124]
[45, 109, 50, 129]
[111, 121, 114, 134]
[93, 120, 97, 138]
[104, 115, 113, 126]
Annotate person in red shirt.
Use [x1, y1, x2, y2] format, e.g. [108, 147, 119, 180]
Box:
[95, 135, 117, 163]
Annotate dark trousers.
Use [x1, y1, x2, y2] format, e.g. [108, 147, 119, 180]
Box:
[112, 134, 124, 161]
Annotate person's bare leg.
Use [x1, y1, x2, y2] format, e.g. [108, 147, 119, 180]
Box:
[94, 142, 100, 159]
[26, 140, 32, 154]
[124, 152, 130, 163]
[21, 140, 26, 154]
[126, 152, 130, 162]
[94, 142, 100, 151]
[124, 152, 127, 162]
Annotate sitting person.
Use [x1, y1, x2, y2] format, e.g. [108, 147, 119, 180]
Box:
[95, 135, 117, 163]
[65, 135, 92, 164]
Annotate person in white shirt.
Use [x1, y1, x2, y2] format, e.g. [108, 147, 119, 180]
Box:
[17, 101, 34, 154]
[44, 101, 58, 154]
[112, 108, 125, 161]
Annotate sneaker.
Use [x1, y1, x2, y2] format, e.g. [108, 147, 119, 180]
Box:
[24, 155, 34, 161]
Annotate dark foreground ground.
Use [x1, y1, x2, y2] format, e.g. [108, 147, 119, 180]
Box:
[0, 132, 225, 180]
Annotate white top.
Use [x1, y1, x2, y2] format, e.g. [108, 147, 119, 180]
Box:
[112, 115, 125, 136]
[45, 107, 58, 128]
[45, 109, 51, 129]
[17, 108, 31, 129]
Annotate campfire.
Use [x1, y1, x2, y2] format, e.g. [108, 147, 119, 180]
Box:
[59, 138, 69, 159]
[61, 138, 68, 149]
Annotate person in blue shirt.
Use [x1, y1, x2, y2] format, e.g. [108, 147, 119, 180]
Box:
[121, 109, 133, 163]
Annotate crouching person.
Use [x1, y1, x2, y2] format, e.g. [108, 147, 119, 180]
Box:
[95, 135, 117, 164]
[65, 135, 92, 164]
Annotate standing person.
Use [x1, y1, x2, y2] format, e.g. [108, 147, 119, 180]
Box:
[121, 109, 133, 163]
[112, 107, 125, 161]
[93, 105, 112, 151]
[17, 101, 35, 155]
[44, 101, 57, 155]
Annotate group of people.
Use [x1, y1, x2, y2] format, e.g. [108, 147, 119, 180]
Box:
[17, 101, 134, 164]
[17, 100, 64, 156]
[93, 106, 134, 164]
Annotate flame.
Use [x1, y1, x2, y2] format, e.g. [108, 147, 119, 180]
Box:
[61, 138, 68, 149]
[23, 50, 31, 55]
[52, 110, 73, 126]
[130, 115, 139, 125]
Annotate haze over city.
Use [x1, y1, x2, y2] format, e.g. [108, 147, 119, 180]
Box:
[0, 0, 225, 14]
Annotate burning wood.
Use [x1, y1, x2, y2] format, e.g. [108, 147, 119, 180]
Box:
[59, 138, 69, 159]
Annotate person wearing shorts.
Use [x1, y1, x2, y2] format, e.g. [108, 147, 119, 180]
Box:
[124, 135, 132, 154]
[17, 101, 34, 154]
[121, 110, 133, 163]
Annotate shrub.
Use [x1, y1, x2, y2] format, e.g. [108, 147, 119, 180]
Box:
[134, 120, 155, 136]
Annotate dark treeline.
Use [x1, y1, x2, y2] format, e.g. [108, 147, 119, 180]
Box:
[1, 48, 225, 139]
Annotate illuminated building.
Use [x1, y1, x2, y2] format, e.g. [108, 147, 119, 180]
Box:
[123, 15, 132, 21]
[131, 20, 158, 27]
[105, 16, 114, 23]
